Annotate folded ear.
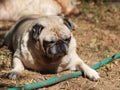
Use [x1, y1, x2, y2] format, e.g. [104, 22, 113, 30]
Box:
[32, 24, 44, 41]
[63, 17, 75, 31]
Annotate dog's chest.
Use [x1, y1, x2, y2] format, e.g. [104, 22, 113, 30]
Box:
[39, 63, 59, 74]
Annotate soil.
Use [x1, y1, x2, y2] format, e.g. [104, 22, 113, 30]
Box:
[0, 2, 120, 90]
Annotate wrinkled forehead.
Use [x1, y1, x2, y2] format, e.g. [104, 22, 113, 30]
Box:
[42, 28, 71, 42]
[45, 25, 71, 37]
[43, 24, 71, 41]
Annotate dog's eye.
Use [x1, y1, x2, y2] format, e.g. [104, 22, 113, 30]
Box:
[64, 37, 71, 42]
[43, 40, 55, 45]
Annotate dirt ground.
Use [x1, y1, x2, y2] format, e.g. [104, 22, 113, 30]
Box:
[0, 2, 120, 90]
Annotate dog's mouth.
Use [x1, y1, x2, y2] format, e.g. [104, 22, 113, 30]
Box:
[43, 40, 69, 58]
[47, 42, 68, 58]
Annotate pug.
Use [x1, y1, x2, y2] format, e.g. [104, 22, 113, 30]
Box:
[2, 15, 100, 81]
[0, 0, 79, 21]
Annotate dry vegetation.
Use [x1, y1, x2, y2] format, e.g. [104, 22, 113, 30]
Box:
[0, 1, 120, 90]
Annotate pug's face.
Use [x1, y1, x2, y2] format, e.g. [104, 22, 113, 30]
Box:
[42, 28, 71, 58]
[31, 16, 74, 58]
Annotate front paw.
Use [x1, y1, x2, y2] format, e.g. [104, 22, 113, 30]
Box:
[7, 70, 22, 80]
[83, 68, 100, 81]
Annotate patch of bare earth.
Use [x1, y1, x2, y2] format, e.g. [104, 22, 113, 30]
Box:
[0, 2, 120, 90]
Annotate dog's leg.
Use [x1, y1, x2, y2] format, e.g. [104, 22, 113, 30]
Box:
[7, 56, 25, 80]
[67, 52, 100, 81]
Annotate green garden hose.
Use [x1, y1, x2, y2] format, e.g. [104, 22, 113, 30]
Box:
[6, 52, 120, 90]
